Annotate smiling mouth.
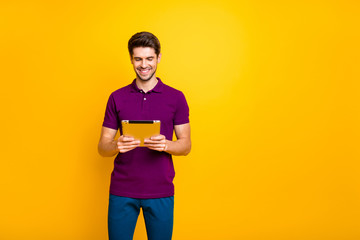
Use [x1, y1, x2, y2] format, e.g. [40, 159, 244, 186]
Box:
[139, 68, 151, 74]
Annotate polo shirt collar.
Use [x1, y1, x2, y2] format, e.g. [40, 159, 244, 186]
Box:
[130, 77, 164, 93]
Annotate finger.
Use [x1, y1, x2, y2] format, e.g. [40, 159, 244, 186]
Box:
[119, 148, 135, 153]
[119, 140, 140, 146]
[149, 135, 165, 140]
[147, 146, 166, 152]
[121, 137, 135, 142]
[118, 140, 140, 147]
[119, 144, 139, 149]
[144, 139, 165, 144]
[144, 143, 166, 149]
[121, 136, 136, 142]
[118, 145, 139, 153]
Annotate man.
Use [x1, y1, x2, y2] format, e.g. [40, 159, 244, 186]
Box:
[98, 31, 191, 240]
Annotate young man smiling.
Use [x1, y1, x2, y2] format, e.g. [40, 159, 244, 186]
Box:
[98, 32, 191, 240]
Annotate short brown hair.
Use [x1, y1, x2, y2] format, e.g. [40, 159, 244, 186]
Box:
[128, 32, 161, 57]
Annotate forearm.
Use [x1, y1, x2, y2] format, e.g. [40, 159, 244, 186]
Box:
[98, 139, 119, 157]
[165, 138, 191, 156]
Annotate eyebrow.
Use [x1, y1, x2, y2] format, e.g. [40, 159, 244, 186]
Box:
[134, 56, 155, 59]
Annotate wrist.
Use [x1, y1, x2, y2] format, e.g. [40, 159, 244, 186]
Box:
[164, 140, 170, 152]
[113, 140, 119, 153]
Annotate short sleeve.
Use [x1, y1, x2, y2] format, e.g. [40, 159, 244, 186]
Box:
[102, 93, 119, 130]
[173, 91, 189, 125]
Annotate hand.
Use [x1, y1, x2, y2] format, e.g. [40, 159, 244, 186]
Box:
[144, 134, 168, 152]
[117, 135, 140, 153]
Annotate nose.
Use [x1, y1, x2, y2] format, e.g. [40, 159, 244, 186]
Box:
[141, 60, 147, 68]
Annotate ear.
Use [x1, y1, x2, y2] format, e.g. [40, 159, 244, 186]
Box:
[130, 54, 133, 64]
[157, 53, 162, 63]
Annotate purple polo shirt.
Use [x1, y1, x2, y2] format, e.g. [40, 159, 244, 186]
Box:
[102, 78, 189, 199]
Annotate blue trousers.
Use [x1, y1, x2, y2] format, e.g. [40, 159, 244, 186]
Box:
[108, 194, 174, 240]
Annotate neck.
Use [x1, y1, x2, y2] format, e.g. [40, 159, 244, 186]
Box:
[135, 76, 158, 93]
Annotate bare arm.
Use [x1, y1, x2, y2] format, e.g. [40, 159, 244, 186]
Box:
[98, 127, 118, 157]
[167, 123, 191, 155]
[98, 126, 140, 157]
[144, 123, 191, 156]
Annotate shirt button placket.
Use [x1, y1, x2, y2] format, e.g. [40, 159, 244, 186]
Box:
[144, 93, 150, 113]
[141, 91, 150, 118]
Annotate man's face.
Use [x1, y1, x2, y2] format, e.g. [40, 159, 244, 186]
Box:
[131, 47, 161, 82]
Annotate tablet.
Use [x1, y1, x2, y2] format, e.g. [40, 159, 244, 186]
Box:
[121, 120, 161, 147]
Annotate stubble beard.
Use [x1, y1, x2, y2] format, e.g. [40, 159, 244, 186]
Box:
[136, 67, 157, 82]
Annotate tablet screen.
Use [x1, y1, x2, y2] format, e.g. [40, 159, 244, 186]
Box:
[121, 120, 161, 146]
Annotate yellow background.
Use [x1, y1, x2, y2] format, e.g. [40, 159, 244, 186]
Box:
[1, 0, 359, 239]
